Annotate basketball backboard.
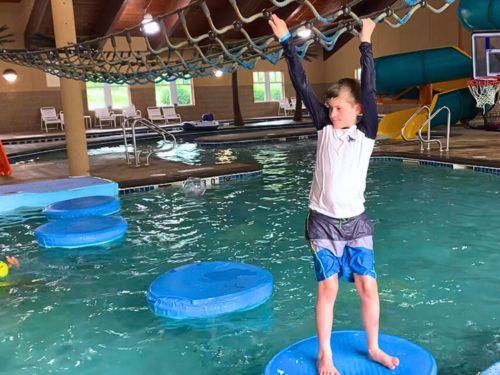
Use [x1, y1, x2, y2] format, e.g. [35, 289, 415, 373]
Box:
[472, 32, 500, 78]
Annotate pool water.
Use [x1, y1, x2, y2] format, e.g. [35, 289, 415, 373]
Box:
[1, 141, 500, 375]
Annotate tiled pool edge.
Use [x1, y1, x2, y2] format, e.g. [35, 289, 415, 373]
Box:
[371, 156, 500, 175]
[120, 156, 500, 196]
[119, 170, 263, 195]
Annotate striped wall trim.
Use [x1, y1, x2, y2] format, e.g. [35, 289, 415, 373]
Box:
[118, 170, 262, 195]
[197, 134, 316, 147]
[371, 156, 500, 175]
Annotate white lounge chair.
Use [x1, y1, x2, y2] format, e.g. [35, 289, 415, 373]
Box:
[161, 106, 182, 123]
[290, 97, 307, 111]
[278, 99, 294, 116]
[40, 107, 63, 132]
[122, 105, 142, 121]
[94, 107, 116, 128]
[147, 106, 166, 124]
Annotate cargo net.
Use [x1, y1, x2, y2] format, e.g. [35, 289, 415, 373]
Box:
[0, 0, 456, 84]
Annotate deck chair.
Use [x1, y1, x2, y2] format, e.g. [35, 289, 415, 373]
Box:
[290, 97, 307, 111]
[147, 106, 166, 124]
[40, 107, 63, 132]
[278, 99, 294, 116]
[122, 105, 142, 122]
[161, 106, 182, 123]
[94, 107, 116, 128]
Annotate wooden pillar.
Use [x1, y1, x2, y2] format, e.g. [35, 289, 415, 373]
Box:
[51, 0, 89, 176]
[419, 84, 433, 106]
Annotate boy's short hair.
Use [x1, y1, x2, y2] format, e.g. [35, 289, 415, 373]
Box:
[325, 78, 361, 105]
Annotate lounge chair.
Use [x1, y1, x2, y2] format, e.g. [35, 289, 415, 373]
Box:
[122, 105, 142, 121]
[162, 106, 182, 123]
[40, 107, 63, 132]
[278, 99, 294, 116]
[147, 106, 166, 124]
[94, 107, 116, 128]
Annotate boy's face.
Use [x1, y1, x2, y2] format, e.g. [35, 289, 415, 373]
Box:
[326, 89, 361, 129]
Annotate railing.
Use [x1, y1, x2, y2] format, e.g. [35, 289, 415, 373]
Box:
[122, 118, 177, 167]
[401, 105, 430, 143]
[417, 106, 451, 152]
[401, 105, 451, 152]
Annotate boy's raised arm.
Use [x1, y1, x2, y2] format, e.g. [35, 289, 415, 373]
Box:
[358, 19, 378, 140]
[268, 14, 328, 130]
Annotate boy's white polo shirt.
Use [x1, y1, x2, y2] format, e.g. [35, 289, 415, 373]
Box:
[309, 125, 375, 219]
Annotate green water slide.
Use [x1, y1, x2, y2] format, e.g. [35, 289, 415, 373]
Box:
[375, 47, 478, 138]
[375, 47, 472, 96]
[458, 0, 500, 31]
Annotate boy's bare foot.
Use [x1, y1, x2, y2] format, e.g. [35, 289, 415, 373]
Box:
[368, 348, 399, 370]
[317, 351, 340, 375]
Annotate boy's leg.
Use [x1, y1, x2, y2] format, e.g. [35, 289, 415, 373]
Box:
[311, 246, 342, 375]
[316, 274, 340, 375]
[353, 274, 399, 370]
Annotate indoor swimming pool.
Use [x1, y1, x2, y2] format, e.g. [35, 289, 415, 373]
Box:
[1, 141, 499, 375]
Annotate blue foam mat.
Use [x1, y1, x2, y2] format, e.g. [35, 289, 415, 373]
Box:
[0, 177, 118, 212]
[264, 330, 437, 375]
[35, 216, 128, 248]
[147, 261, 273, 319]
[43, 196, 120, 219]
[482, 361, 500, 375]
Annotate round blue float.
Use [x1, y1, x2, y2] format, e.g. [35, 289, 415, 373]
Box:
[35, 216, 128, 248]
[43, 195, 120, 220]
[482, 361, 500, 375]
[147, 261, 273, 319]
[264, 330, 437, 375]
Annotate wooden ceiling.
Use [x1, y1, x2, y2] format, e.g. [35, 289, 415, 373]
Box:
[23, 0, 396, 58]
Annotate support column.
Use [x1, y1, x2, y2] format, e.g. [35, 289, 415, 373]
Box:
[51, 0, 89, 176]
[419, 84, 433, 106]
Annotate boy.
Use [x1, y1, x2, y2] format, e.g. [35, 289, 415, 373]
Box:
[269, 15, 399, 375]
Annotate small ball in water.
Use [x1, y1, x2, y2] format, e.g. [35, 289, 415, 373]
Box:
[183, 177, 207, 198]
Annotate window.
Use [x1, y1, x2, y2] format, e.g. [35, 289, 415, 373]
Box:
[354, 68, 362, 81]
[253, 71, 284, 102]
[85, 82, 131, 110]
[155, 79, 194, 106]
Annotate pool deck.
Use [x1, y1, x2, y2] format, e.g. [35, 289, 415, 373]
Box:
[2, 122, 500, 192]
[0, 154, 262, 189]
[374, 127, 500, 168]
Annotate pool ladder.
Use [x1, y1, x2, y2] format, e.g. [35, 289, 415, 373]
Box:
[401, 105, 451, 152]
[121, 118, 177, 167]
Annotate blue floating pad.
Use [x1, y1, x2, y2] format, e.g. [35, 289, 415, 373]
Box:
[482, 361, 500, 375]
[35, 216, 128, 248]
[147, 261, 273, 319]
[43, 196, 120, 220]
[264, 330, 437, 375]
[0, 177, 118, 212]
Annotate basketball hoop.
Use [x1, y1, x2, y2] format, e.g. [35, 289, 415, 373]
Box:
[468, 76, 500, 114]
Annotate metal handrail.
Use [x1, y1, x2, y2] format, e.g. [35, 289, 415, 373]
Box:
[122, 117, 177, 167]
[401, 105, 430, 142]
[417, 105, 451, 152]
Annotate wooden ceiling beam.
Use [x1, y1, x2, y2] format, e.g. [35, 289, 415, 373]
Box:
[147, 0, 196, 51]
[92, 0, 129, 38]
[24, 0, 51, 49]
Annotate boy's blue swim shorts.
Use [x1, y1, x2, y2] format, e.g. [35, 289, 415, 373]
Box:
[306, 210, 377, 283]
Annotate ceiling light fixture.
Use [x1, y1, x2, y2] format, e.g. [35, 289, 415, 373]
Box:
[142, 13, 160, 35]
[297, 25, 312, 39]
[2, 69, 17, 82]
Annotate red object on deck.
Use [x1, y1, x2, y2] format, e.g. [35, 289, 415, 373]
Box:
[0, 140, 12, 176]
